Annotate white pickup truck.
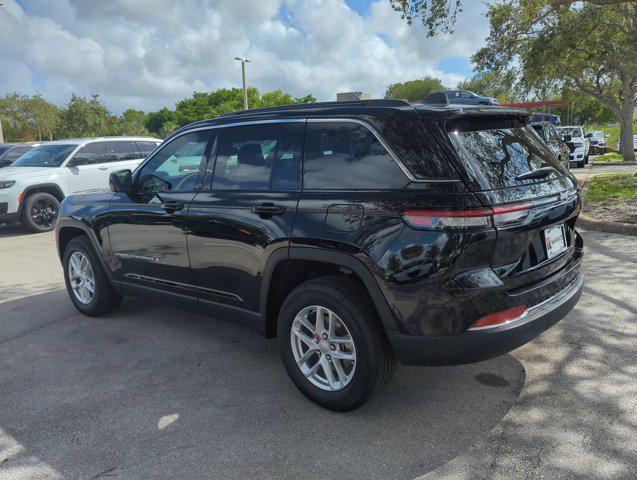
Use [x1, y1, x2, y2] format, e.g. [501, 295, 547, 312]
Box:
[0, 136, 161, 232]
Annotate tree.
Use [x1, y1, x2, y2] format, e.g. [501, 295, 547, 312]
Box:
[384, 76, 446, 100]
[119, 109, 150, 136]
[145, 107, 176, 136]
[59, 94, 119, 138]
[391, 1, 635, 37]
[0, 93, 60, 141]
[473, 1, 636, 161]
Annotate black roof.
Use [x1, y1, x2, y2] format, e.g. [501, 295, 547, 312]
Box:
[170, 100, 529, 138]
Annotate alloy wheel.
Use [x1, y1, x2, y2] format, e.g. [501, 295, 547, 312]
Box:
[290, 305, 357, 391]
[68, 251, 95, 305]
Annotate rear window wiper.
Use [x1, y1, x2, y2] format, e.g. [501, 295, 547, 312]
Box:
[515, 166, 556, 181]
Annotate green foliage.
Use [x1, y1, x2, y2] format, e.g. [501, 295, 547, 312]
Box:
[390, 0, 462, 37]
[473, 1, 636, 161]
[59, 94, 120, 138]
[0, 87, 316, 141]
[596, 153, 622, 163]
[586, 174, 637, 201]
[0, 93, 61, 141]
[119, 109, 150, 136]
[384, 76, 447, 100]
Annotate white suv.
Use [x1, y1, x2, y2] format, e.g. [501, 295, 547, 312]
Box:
[0, 136, 161, 232]
[557, 126, 590, 168]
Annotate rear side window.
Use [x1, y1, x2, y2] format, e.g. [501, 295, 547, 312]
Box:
[136, 141, 159, 157]
[212, 124, 280, 190]
[106, 142, 138, 162]
[450, 125, 565, 190]
[303, 122, 406, 190]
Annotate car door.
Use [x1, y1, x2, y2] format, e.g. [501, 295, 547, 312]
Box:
[106, 130, 215, 304]
[66, 142, 112, 193]
[187, 121, 304, 320]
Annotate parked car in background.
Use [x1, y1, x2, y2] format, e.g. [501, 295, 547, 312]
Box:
[438, 90, 499, 105]
[531, 122, 570, 169]
[0, 142, 44, 168]
[586, 130, 606, 151]
[0, 136, 161, 231]
[56, 100, 582, 411]
[557, 126, 590, 168]
[531, 112, 561, 125]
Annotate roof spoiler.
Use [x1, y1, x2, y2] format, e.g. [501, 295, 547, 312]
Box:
[421, 92, 450, 104]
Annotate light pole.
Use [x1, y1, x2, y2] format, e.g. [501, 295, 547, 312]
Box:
[234, 57, 250, 110]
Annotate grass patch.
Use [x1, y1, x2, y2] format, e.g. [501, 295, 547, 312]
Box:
[586, 173, 637, 201]
[622, 215, 637, 224]
[596, 153, 623, 163]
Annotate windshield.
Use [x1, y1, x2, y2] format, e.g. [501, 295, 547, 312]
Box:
[10, 144, 77, 167]
[0, 145, 14, 157]
[558, 128, 583, 138]
[450, 125, 566, 190]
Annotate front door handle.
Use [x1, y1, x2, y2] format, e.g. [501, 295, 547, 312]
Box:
[98, 166, 109, 171]
[251, 203, 286, 217]
[161, 201, 184, 213]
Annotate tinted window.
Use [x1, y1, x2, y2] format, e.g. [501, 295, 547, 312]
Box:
[138, 131, 212, 192]
[69, 142, 108, 166]
[106, 142, 138, 162]
[212, 124, 280, 190]
[3, 146, 32, 162]
[11, 144, 77, 167]
[303, 122, 406, 190]
[271, 123, 304, 190]
[450, 126, 565, 190]
[136, 141, 159, 157]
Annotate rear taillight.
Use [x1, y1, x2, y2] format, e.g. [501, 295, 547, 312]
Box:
[402, 203, 533, 230]
[468, 306, 527, 331]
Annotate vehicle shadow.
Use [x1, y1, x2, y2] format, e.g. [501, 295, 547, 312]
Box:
[0, 290, 525, 480]
[0, 223, 30, 238]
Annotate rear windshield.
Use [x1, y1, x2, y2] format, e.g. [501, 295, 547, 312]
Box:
[449, 124, 566, 190]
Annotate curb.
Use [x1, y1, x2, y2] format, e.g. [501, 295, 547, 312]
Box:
[577, 214, 637, 236]
[591, 161, 637, 166]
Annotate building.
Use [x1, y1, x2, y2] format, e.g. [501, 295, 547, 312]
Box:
[336, 92, 372, 102]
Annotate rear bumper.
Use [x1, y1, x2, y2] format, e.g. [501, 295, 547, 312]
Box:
[387, 272, 583, 366]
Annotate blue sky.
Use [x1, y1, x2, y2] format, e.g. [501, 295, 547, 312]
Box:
[0, 0, 489, 112]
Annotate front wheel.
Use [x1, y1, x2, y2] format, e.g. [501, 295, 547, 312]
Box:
[63, 236, 122, 316]
[278, 277, 395, 411]
[20, 192, 60, 232]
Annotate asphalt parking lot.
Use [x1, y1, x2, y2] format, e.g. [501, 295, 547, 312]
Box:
[0, 225, 635, 480]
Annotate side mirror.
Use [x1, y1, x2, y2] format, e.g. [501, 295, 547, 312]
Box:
[585, 133, 593, 138]
[109, 169, 132, 193]
[562, 135, 571, 142]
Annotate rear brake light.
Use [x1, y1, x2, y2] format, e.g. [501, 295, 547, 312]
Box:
[402, 203, 533, 230]
[468, 306, 527, 330]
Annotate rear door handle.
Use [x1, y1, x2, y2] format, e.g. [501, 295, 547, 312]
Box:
[161, 201, 184, 213]
[251, 204, 286, 216]
[98, 166, 109, 171]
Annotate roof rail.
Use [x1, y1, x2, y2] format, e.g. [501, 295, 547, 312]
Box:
[217, 99, 412, 118]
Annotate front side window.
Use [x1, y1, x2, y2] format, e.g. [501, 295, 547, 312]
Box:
[212, 124, 280, 190]
[11, 144, 77, 168]
[68, 142, 108, 166]
[138, 130, 212, 192]
[303, 122, 407, 190]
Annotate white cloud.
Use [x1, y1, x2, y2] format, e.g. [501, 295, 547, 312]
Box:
[0, 0, 489, 112]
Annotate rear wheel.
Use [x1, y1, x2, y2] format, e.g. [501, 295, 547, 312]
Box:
[63, 236, 122, 316]
[20, 192, 60, 232]
[278, 276, 395, 411]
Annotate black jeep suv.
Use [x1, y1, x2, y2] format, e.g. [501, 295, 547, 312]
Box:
[55, 100, 584, 411]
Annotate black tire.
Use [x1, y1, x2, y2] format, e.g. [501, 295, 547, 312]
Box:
[20, 192, 60, 233]
[578, 160, 585, 168]
[584, 154, 589, 164]
[63, 236, 122, 316]
[278, 276, 395, 411]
